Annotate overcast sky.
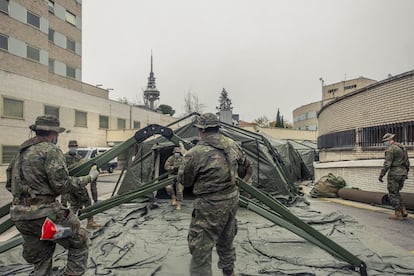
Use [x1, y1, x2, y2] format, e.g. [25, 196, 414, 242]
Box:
[81, 0, 414, 123]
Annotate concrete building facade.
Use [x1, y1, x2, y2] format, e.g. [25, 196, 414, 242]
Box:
[315, 70, 414, 193]
[292, 101, 320, 131]
[0, 0, 177, 181]
[293, 77, 377, 131]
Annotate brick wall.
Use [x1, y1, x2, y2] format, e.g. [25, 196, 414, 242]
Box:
[315, 70, 414, 193]
[314, 159, 414, 193]
[319, 72, 414, 134]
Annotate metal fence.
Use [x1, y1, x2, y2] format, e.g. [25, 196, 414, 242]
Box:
[318, 129, 355, 149]
[359, 121, 414, 147]
[318, 121, 414, 150]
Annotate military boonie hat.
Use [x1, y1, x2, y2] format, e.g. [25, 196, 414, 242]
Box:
[382, 133, 395, 141]
[194, 113, 220, 129]
[29, 115, 65, 133]
[68, 140, 78, 147]
[173, 147, 181, 153]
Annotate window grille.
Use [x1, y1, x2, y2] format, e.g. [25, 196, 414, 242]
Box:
[318, 129, 355, 149]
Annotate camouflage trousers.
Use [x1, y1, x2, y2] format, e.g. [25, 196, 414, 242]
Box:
[69, 186, 92, 215]
[188, 196, 238, 276]
[14, 207, 89, 275]
[387, 174, 406, 211]
[90, 180, 98, 203]
[165, 177, 184, 202]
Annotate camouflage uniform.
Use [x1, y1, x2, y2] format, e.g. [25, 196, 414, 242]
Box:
[380, 135, 410, 213]
[164, 148, 185, 205]
[62, 150, 84, 207]
[64, 151, 92, 214]
[182, 113, 252, 276]
[5, 116, 92, 275]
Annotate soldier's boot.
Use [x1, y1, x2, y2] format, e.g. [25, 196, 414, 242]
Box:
[176, 202, 182, 210]
[223, 269, 236, 276]
[86, 217, 102, 230]
[171, 197, 177, 206]
[402, 206, 408, 218]
[389, 210, 404, 221]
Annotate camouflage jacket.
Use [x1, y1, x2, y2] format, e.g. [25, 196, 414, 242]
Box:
[64, 151, 84, 170]
[380, 142, 410, 176]
[6, 137, 90, 220]
[182, 133, 252, 199]
[164, 154, 184, 176]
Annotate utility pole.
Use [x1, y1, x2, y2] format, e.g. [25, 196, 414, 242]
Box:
[319, 77, 324, 108]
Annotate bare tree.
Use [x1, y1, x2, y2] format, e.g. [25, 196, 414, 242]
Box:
[254, 115, 270, 128]
[184, 91, 206, 114]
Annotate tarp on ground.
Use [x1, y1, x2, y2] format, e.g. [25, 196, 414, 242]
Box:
[2, 198, 414, 275]
[118, 117, 303, 204]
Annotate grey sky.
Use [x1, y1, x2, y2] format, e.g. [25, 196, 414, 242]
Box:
[82, 0, 414, 123]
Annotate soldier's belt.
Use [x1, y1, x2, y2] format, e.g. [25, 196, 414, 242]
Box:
[13, 195, 56, 206]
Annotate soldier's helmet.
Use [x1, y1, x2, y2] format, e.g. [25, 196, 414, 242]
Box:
[382, 133, 395, 141]
[68, 140, 78, 147]
[173, 147, 181, 153]
[194, 113, 220, 129]
[29, 115, 65, 133]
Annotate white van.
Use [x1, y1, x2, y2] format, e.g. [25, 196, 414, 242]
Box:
[77, 147, 118, 173]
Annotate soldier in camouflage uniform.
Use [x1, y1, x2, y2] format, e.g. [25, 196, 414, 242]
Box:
[164, 147, 185, 210]
[379, 133, 410, 220]
[181, 113, 252, 276]
[6, 115, 99, 275]
[64, 140, 101, 229]
[61, 140, 83, 207]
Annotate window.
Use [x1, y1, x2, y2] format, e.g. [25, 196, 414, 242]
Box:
[48, 29, 54, 42]
[0, 33, 7, 50]
[344, 84, 357, 90]
[66, 65, 76, 78]
[66, 38, 76, 52]
[3, 97, 23, 118]
[75, 110, 87, 127]
[117, 118, 126, 129]
[48, 0, 54, 13]
[2, 145, 18, 164]
[65, 10, 76, 25]
[99, 115, 109, 129]
[27, 11, 40, 28]
[307, 111, 317, 119]
[48, 58, 54, 73]
[44, 105, 59, 118]
[0, 0, 8, 14]
[27, 45, 40, 61]
[133, 121, 141, 129]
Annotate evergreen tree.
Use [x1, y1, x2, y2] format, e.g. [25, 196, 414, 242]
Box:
[217, 88, 233, 111]
[157, 104, 175, 116]
[275, 109, 282, 127]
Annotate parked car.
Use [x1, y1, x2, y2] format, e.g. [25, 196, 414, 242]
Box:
[77, 147, 118, 173]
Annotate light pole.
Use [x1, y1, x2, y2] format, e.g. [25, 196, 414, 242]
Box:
[319, 77, 324, 107]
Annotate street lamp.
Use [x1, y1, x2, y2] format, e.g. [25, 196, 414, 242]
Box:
[319, 77, 324, 107]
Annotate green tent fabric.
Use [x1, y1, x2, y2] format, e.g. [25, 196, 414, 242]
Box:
[261, 135, 315, 182]
[117, 117, 301, 204]
[287, 139, 318, 180]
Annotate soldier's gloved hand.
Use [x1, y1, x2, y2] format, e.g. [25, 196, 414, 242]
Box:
[88, 165, 99, 182]
[378, 175, 384, 182]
